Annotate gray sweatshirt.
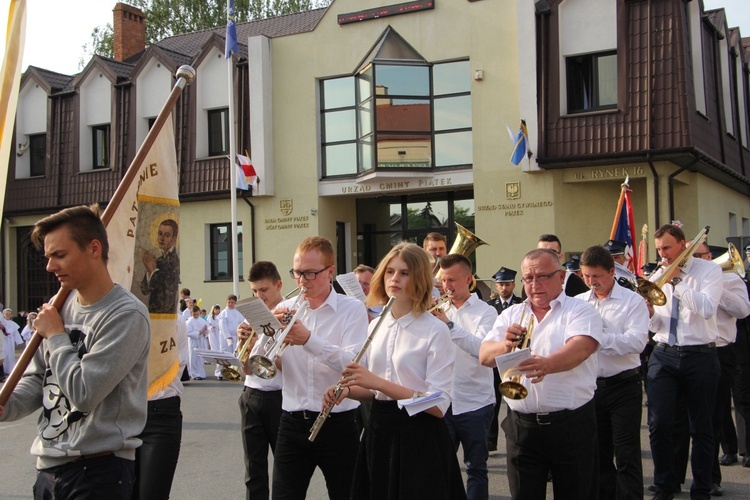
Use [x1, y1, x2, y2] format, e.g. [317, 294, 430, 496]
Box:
[0, 284, 150, 469]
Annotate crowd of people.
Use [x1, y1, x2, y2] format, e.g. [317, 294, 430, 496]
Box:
[1, 203, 750, 500]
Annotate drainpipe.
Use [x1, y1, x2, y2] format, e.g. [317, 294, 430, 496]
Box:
[667, 158, 699, 222]
[646, 154, 659, 229]
[239, 190, 256, 265]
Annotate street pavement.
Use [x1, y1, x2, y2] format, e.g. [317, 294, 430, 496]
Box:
[3, 367, 750, 498]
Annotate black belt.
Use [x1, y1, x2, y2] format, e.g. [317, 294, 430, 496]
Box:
[284, 408, 357, 421]
[597, 367, 640, 386]
[242, 387, 282, 397]
[655, 342, 716, 353]
[513, 399, 594, 426]
[147, 395, 180, 413]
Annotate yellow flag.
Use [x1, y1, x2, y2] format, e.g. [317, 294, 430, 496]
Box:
[107, 118, 181, 397]
[0, 0, 26, 215]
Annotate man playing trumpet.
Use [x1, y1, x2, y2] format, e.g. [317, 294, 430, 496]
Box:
[236, 261, 285, 500]
[479, 248, 602, 499]
[431, 254, 498, 500]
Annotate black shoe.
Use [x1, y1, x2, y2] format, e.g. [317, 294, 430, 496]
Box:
[0, 376, 6, 383]
[742, 455, 750, 467]
[217, 376, 224, 381]
[652, 492, 674, 500]
[719, 453, 738, 466]
[710, 483, 723, 496]
[648, 485, 680, 494]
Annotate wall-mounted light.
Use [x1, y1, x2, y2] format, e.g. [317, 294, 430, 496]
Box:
[474, 69, 484, 81]
[310, 208, 318, 216]
[16, 141, 28, 157]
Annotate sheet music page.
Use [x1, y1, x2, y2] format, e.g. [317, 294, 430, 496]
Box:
[235, 297, 282, 336]
[494, 348, 531, 375]
[336, 272, 367, 303]
[192, 348, 242, 367]
[396, 391, 448, 416]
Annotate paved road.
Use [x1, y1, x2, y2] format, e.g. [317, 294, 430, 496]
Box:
[3, 370, 750, 499]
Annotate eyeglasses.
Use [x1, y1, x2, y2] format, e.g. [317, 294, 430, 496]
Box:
[692, 251, 710, 258]
[358, 281, 370, 287]
[289, 265, 331, 281]
[520, 270, 561, 284]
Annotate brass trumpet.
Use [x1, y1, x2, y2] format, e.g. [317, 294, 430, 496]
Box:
[498, 305, 535, 400]
[427, 292, 452, 313]
[219, 325, 258, 381]
[248, 288, 309, 379]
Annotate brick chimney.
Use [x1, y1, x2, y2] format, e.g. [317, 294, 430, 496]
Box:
[113, 3, 146, 61]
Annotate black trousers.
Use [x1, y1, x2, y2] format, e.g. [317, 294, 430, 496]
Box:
[271, 409, 360, 500]
[595, 371, 643, 500]
[503, 399, 598, 500]
[647, 345, 720, 499]
[134, 396, 182, 500]
[711, 346, 737, 484]
[488, 367, 502, 449]
[238, 387, 282, 500]
[34, 455, 135, 500]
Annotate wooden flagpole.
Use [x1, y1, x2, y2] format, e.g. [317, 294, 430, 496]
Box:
[0, 65, 195, 406]
[609, 176, 629, 240]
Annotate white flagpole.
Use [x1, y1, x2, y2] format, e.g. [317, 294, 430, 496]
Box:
[228, 56, 239, 298]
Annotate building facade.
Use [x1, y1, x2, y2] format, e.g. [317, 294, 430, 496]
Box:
[2, 0, 749, 311]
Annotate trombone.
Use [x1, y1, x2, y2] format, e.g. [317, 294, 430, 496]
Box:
[498, 304, 535, 400]
[248, 288, 309, 379]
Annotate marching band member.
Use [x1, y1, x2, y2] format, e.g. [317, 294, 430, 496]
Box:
[271, 237, 368, 500]
[604, 239, 638, 281]
[646, 225, 723, 500]
[325, 242, 466, 499]
[694, 242, 750, 495]
[432, 254, 498, 500]
[536, 234, 589, 296]
[487, 267, 522, 314]
[480, 248, 602, 499]
[236, 261, 285, 500]
[578, 245, 649, 499]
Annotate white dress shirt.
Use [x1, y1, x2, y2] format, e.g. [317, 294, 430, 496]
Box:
[279, 287, 368, 413]
[368, 310, 454, 415]
[577, 281, 649, 377]
[243, 325, 283, 391]
[483, 293, 603, 413]
[648, 257, 723, 345]
[444, 293, 497, 415]
[715, 273, 750, 346]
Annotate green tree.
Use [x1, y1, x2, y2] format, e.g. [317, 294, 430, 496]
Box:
[82, 0, 331, 66]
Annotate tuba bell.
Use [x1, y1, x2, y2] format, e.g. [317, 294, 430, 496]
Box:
[433, 222, 489, 283]
[713, 243, 745, 278]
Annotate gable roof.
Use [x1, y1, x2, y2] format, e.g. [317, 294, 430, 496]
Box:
[22, 66, 74, 93]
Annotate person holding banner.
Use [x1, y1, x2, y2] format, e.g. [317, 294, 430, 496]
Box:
[0, 205, 150, 498]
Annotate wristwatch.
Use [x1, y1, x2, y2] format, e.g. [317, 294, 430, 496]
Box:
[671, 277, 682, 286]
[446, 321, 455, 330]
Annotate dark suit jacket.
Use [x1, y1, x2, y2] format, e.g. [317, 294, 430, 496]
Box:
[140, 249, 180, 314]
[487, 294, 522, 315]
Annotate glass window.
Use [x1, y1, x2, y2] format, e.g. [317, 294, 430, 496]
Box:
[566, 51, 617, 113]
[92, 124, 110, 169]
[433, 60, 470, 95]
[323, 77, 355, 109]
[323, 109, 357, 143]
[435, 131, 473, 167]
[324, 143, 357, 176]
[207, 108, 229, 156]
[375, 65, 429, 97]
[321, 56, 472, 177]
[29, 133, 46, 177]
[209, 222, 243, 281]
[434, 95, 472, 131]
